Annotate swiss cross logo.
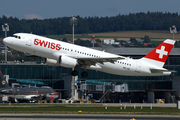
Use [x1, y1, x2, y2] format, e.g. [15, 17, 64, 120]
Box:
[144, 40, 174, 63]
[156, 46, 168, 59]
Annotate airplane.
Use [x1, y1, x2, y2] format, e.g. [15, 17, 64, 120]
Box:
[3, 33, 176, 77]
[0, 71, 58, 103]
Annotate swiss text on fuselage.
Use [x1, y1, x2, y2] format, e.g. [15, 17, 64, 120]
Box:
[34, 38, 61, 51]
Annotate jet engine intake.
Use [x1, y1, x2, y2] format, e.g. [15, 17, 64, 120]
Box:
[59, 55, 78, 68]
[44, 58, 59, 66]
[45, 56, 78, 68]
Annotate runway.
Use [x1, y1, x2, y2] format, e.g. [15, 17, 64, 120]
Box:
[0, 114, 180, 120]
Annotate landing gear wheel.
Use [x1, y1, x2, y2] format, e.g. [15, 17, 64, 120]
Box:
[81, 71, 88, 78]
[71, 70, 78, 76]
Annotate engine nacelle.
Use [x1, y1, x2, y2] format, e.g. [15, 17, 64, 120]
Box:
[45, 58, 59, 66]
[45, 55, 77, 68]
[59, 55, 77, 68]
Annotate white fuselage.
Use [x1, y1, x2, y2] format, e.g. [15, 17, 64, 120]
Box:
[3, 33, 171, 76]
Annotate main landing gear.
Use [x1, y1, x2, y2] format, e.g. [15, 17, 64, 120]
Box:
[81, 71, 88, 78]
[71, 70, 78, 76]
[71, 70, 88, 78]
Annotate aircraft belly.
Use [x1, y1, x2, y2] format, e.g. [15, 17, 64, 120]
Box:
[32, 46, 58, 59]
[99, 62, 136, 76]
[98, 62, 162, 76]
[8, 95, 27, 100]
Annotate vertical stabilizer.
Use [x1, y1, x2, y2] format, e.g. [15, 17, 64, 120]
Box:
[141, 39, 175, 67]
[0, 71, 11, 89]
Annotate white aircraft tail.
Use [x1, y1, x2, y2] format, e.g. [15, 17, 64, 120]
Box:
[141, 39, 175, 68]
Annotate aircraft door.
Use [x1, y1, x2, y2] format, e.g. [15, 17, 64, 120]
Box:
[135, 61, 141, 73]
[26, 35, 32, 46]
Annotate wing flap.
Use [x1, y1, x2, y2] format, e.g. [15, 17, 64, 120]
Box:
[68, 55, 125, 65]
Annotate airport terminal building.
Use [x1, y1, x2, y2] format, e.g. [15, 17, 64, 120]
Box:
[0, 47, 180, 103]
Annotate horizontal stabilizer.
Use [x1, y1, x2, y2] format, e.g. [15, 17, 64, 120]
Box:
[150, 68, 176, 73]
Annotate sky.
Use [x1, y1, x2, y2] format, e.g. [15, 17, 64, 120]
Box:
[0, 0, 180, 19]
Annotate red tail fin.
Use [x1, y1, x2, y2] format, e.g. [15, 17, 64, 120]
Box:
[144, 39, 175, 63]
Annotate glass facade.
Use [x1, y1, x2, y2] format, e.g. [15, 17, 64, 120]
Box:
[0, 56, 179, 91]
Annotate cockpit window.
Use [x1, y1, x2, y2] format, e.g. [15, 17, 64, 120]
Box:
[13, 35, 17, 38]
[13, 35, 21, 39]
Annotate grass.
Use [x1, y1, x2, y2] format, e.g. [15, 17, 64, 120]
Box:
[0, 104, 179, 114]
[0, 103, 103, 107]
[0, 107, 180, 114]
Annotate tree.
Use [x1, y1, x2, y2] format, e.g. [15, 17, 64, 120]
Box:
[62, 38, 68, 42]
[1, 12, 180, 36]
[143, 35, 151, 43]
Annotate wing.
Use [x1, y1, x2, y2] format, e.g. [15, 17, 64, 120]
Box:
[68, 55, 125, 66]
[0, 89, 13, 94]
[24, 95, 46, 100]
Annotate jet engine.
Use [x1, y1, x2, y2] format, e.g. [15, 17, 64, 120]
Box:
[45, 55, 78, 68]
[45, 58, 59, 66]
[59, 55, 78, 68]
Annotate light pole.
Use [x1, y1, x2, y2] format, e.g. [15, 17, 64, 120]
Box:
[70, 16, 78, 100]
[2, 23, 9, 62]
[70, 16, 78, 44]
[90, 35, 96, 47]
[170, 25, 177, 40]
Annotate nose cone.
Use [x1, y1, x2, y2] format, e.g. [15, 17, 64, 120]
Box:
[3, 37, 9, 45]
[3, 37, 13, 46]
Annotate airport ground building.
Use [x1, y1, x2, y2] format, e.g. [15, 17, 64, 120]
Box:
[0, 47, 180, 103]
